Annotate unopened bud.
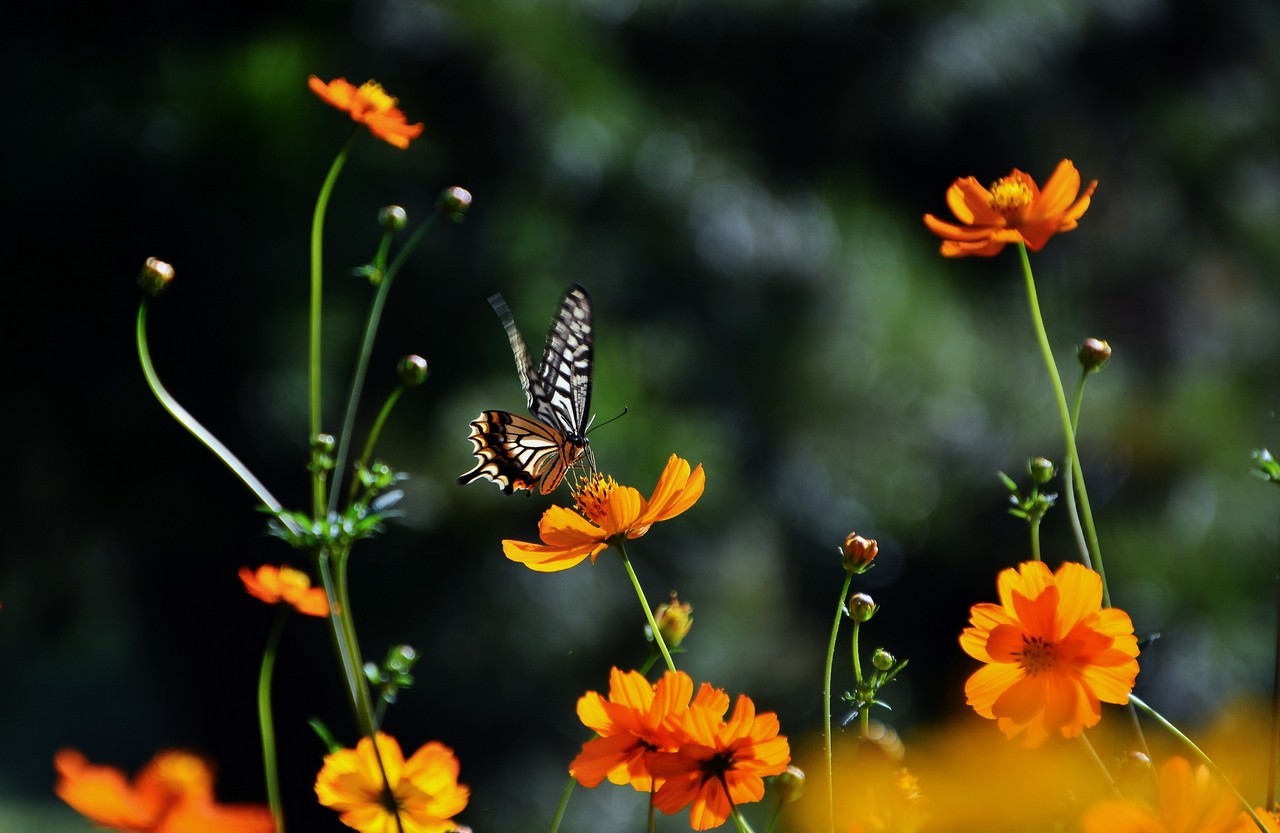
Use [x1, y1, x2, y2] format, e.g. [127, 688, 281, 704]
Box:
[872, 648, 895, 671]
[848, 592, 878, 623]
[1028, 457, 1055, 485]
[1078, 338, 1112, 373]
[138, 257, 175, 296]
[311, 433, 336, 454]
[652, 592, 693, 648]
[776, 765, 805, 803]
[397, 355, 430, 386]
[840, 532, 878, 575]
[438, 186, 472, 223]
[379, 205, 408, 232]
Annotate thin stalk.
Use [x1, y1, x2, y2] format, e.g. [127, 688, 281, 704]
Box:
[1063, 373, 1092, 566]
[546, 776, 576, 833]
[1029, 517, 1042, 562]
[347, 386, 406, 506]
[823, 574, 853, 833]
[137, 302, 293, 530]
[729, 800, 756, 833]
[1129, 694, 1270, 832]
[257, 607, 290, 833]
[616, 541, 676, 672]
[309, 130, 358, 520]
[327, 212, 440, 516]
[1078, 733, 1122, 798]
[1016, 243, 1110, 607]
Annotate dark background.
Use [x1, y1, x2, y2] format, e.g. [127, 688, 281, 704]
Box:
[5, 0, 1280, 830]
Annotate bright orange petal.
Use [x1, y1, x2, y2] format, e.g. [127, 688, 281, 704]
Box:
[687, 778, 734, 830]
[1029, 159, 1082, 220]
[55, 749, 161, 830]
[1049, 562, 1103, 636]
[636, 456, 706, 529]
[538, 504, 608, 546]
[600, 484, 644, 538]
[501, 538, 601, 572]
[964, 662, 1023, 718]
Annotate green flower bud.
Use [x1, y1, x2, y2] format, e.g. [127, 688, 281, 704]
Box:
[840, 532, 878, 575]
[872, 648, 895, 671]
[1078, 338, 1112, 373]
[379, 205, 408, 232]
[397, 354, 430, 386]
[848, 592, 878, 623]
[1028, 457, 1055, 485]
[138, 257, 175, 296]
[438, 186, 473, 223]
[776, 765, 805, 803]
[311, 433, 336, 454]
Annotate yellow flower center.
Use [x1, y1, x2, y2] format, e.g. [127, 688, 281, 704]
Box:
[988, 173, 1033, 216]
[573, 473, 619, 526]
[151, 752, 212, 797]
[1017, 635, 1058, 675]
[356, 81, 397, 113]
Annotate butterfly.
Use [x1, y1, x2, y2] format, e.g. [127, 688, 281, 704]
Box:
[458, 284, 596, 494]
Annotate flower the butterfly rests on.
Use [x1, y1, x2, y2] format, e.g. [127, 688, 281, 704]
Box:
[459, 284, 595, 494]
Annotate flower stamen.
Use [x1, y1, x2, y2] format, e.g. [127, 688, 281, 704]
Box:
[1016, 635, 1057, 675]
[573, 473, 619, 525]
[988, 173, 1033, 215]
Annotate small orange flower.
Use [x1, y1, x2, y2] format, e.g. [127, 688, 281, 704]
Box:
[923, 159, 1097, 257]
[315, 732, 469, 833]
[309, 75, 424, 149]
[239, 564, 329, 617]
[649, 690, 791, 830]
[55, 748, 275, 833]
[502, 454, 705, 572]
[570, 668, 726, 792]
[1081, 756, 1259, 833]
[960, 560, 1139, 747]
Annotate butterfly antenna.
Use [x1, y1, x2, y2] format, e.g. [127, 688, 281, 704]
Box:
[586, 406, 629, 436]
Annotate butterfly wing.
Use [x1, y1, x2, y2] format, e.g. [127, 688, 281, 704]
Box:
[457, 410, 581, 495]
[461, 285, 595, 494]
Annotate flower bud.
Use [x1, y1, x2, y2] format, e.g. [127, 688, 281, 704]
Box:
[652, 592, 693, 648]
[438, 186, 472, 223]
[397, 354, 430, 386]
[312, 433, 336, 454]
[848, 592, 878, 623]
[840, 532, 878, 575]
[1028, 457, 1055, 485]
[872, 648, 895, 671]
[1078, 338, 1112, 373]
[379, 205, 408, 232]
[776, 765, 805, 803]
[138, 257, 175, 296]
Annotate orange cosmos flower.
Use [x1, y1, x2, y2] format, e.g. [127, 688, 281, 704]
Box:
[502, 454, 705, 572]
[1081, 756, 1259, 833]
[923, 159, 1097, 257]
[649, 690, 791, 830]
[960, 560, 1139, 747]
[55, 748, 275, 833]
[571, 668, 727, 792]
[309, 75, 424, 149]
[315, 732, 468, 833]
[239, 564, 329, 617]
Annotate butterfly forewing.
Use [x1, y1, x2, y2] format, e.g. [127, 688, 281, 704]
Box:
[459, 285, 595, 494]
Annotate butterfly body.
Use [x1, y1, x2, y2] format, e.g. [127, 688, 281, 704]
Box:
[459, 284, 594, 495]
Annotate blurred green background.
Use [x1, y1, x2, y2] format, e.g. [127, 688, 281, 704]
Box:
[5, 0, 1280, 829]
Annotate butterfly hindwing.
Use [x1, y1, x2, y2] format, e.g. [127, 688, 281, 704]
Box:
[459, 285, 595, 494]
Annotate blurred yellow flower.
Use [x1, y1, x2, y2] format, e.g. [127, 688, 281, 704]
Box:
[315, 732, 468, 833]
[1081, 756, 1259, 833]
[960, 560, 1139, 747]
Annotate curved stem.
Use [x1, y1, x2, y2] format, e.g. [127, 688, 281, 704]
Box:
[1063, 372, 1092, 566]
[137, 302, 293, 529]
[823, 573, 852, 833]
[1129, 694, 1270, 831]
[616, 541, 676, 673]
[1016, 243, 1110, 607]
[257, 607, 289, 833]
[346, 386, 406, 506]
[729, 800, 756, 833]
[327, 211, 439, 516]
[309, 130, 358, 520]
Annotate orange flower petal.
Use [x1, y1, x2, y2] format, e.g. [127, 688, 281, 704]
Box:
[501, 538, 602, 572]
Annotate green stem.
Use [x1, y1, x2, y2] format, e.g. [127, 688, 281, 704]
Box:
[136, 302, 293, 530]
[1269, 579, 1280, 812]
[309, 130, 358, 520]
[257, 607, 289, 833]
[1016, 243, 1110, 607]
[327, 212, 439, 516]
[616, 541, 676, 673]
[729, 801, 756, 833]
[1078, 733, 1122, 799]
[1129, 694, 1270, 831]
[1029, 518, 1042, 562]
[347, 386, 406, 506]
[823, 574, 852, 833]
[547, 775, 576, 833]
[1064, 373, 1092, 566]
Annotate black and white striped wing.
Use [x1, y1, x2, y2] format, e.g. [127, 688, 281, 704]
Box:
[457, 410, 581, 495]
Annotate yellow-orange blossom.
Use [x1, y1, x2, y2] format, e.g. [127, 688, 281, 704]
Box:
[502, 454, 705, 572]
[923, 159, 1096, 257]
[960, 560, 1139, 747]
